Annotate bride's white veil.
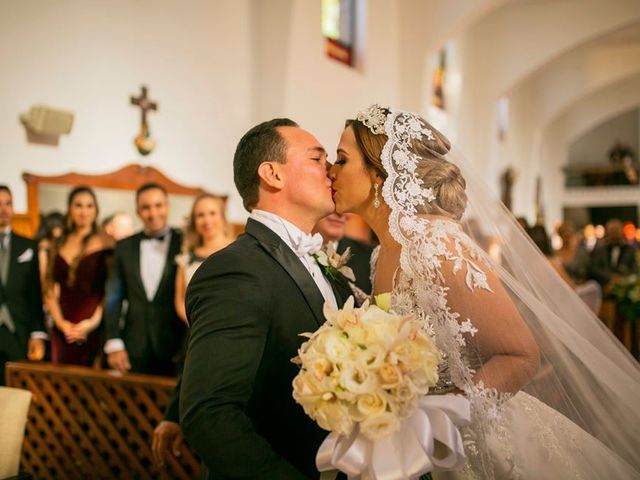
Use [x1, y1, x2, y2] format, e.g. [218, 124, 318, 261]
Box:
[368, 105, 640, 478]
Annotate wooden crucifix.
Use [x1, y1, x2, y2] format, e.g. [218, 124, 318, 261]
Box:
[130, 85, 158, 156]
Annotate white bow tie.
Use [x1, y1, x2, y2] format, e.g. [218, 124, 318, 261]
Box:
[292, 233, 324, 258]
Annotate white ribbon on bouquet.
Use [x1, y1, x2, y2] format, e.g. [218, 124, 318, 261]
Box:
[317, 394, 471, 480]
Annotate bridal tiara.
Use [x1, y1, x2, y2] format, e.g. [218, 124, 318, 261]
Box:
[356, 104, 389, 135]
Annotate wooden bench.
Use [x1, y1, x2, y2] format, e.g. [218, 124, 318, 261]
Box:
[6, 362, 199, 479]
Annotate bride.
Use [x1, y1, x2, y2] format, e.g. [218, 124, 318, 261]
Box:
[328, 105, 640, 479]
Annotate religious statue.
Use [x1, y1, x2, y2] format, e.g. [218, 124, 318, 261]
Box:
[500, 166, 516, 212]
[608, 139, 635, 165]
[130, 85, 157, 156]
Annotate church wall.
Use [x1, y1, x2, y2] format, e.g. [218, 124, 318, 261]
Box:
[276, 0, 400, 155]
[504, 41, 640, 222]
[0, 0, 253, 221]
[541, 74, 640, 228]
[568, 108, 639, 166]
[442, 0, 640, 224]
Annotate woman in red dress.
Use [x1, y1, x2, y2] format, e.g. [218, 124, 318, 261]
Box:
[44, 186, 114, 366]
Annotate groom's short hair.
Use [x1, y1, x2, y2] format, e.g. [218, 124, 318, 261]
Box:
[234, 118, 298, 211]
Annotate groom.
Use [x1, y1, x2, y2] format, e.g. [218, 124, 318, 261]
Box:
[180, 119, 352, 479]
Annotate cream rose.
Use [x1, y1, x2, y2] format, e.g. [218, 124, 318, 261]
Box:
[377, 362, 403, 389]
[356, 393, 387, 418]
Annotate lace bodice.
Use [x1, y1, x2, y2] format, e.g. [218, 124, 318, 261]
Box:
[369, 220, 521, 478]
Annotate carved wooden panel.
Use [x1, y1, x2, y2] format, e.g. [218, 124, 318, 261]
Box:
[20, 163, 228, 237]
[6, 362, 199, 480]
[10, 214, 35, 239]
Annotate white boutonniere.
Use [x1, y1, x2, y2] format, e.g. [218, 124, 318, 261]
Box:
[313, 244, 356, 282]
[17, 248, 34, 263]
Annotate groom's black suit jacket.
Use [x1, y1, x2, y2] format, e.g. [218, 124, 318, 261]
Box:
[180, 219, 352, 480]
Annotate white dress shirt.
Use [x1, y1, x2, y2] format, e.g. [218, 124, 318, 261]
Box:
[140, 232, 171, 301]
[250, 210, 337, 308]
[104, 230, 171, 355]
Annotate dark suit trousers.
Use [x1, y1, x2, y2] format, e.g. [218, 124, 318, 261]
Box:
[0, 324, 26, 386]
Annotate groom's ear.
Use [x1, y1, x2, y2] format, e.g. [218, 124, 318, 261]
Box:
[257, 162, 285, 190]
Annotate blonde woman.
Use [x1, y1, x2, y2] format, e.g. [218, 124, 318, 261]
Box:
[174, 194, 233, 324]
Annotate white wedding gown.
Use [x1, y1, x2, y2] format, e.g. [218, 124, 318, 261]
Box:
[370, 228, 639, 480]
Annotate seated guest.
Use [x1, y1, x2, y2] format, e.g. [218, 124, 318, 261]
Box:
[0, 185, 46, 385]
[556, 222, 591, 284]
[104, 183, 186, 376]
[35, 211, 64, 282]
[174, 194, 233, 324]
[529, 224, 602, 314]
[102, 211, 135, 241]
[313, 213, 373, 294]
[589, 219, 638, 288]
[44, 186, 114, 366]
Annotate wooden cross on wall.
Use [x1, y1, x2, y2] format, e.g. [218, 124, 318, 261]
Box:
[130, 85, 158, 155]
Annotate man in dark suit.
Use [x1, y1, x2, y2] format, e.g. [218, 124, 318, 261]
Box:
[151, 212, 370, 469]
[104, 183, 186, 376]
[589, 219, 638, 288]
[0, 185, 46, 385]
[314, 212, 373, 294]
[180, 119, 352, 479]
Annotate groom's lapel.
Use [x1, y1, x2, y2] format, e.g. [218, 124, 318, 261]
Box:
[245, 219, 326, 327]
[323, 270, 351, 307]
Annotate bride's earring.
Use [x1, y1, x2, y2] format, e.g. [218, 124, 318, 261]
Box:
[373, 183, 380, 209]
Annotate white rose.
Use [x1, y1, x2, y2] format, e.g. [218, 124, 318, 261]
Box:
[340, 363, 377, 394]
[314, 401, 353, 436]
[354, 343, 385, 371]
[325, 332, 354, 364]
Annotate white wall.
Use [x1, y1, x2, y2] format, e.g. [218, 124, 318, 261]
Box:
[279, 0, 400, 155]
[450, 0, 640, 192]
[0, 0, 253, 221]
[541, 74, 640, 226]
[0, 0, 407, 222]
[568, 107, 639, 166]
[503, 39, 640, 219]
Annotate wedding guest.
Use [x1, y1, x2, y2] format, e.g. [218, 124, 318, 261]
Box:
[36, 211, 64, 282]
[102, 211, 135, 241]
[529, 224, 602, 313]
[313, 212, 373, 294]
[589, 219, 638, 288]
[174, 194, 233, 324]
[44, 186, 114, 366]
[556, 222, 591, 284]
[104, 182, 185, 376]
[0, 186, 46, 385]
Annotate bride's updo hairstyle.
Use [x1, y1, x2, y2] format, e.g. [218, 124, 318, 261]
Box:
[347, 109, 468, 220]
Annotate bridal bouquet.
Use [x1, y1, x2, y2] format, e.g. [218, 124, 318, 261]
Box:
[292, 297, 471, 479]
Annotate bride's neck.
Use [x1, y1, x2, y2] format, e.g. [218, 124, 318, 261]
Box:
[361, 203, 399, 251]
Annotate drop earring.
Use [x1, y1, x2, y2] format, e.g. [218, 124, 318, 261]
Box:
[373, 183, 380, 209]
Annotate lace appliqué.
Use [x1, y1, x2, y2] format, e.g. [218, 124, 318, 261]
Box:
[378, 110, 520, 479]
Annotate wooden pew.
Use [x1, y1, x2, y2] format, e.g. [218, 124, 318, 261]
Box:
[6, 362, 199, 479]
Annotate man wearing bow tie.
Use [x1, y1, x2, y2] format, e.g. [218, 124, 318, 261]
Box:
[104, 183, 185, 376]
[180, 119, 352, 479]
[0, 185, 46, 385]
